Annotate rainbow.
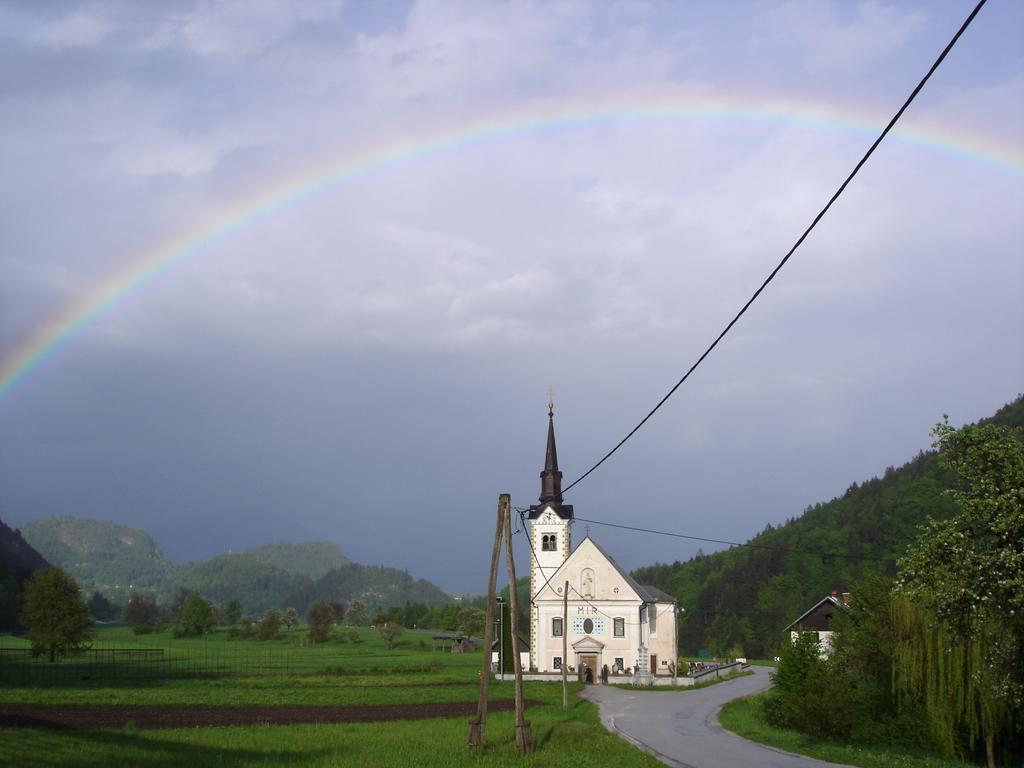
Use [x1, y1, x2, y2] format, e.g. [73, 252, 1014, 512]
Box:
[2, 91, 1021, 406]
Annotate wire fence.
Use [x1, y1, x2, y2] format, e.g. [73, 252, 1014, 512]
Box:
[0, 643, 452, 685]
[1, 645, 279, 684]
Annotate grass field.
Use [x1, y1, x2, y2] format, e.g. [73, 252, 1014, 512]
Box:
[0, 626, 663, 767]
[719, 692, 980, 768]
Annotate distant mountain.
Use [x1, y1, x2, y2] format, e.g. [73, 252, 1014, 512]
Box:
[631, 395, 1024, 659]
[15, 515, 451, 618]
[287, 563, 452, 615]
[240, 541, 350, 581]
[0, 518, 50, 630]
[21, 516, 175, 597]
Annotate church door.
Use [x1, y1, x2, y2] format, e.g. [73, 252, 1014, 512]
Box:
[579, 654, 598, 683]
[650, 654, 657, 675]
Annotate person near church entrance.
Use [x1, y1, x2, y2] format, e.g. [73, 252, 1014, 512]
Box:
[584, 665, 594, 684]
[601, 664, 609, 684]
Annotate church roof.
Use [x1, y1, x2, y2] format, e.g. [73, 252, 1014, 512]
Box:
[577, 536, 677, 604]
[638, 585, 676, 603]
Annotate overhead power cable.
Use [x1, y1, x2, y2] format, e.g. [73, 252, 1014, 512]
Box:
[574, 515, 898, 564]
[565, 583, 674, 628]
[515, 507, 559, 604]
[561, 0, 987, 495]
[512, 505, 678, 624]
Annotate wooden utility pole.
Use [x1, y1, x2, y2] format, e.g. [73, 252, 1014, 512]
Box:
[469, 494, 533, 754]
[468, 495, 505, 748]
[561, 579, 568, 709]
[502, 495, 533, 754]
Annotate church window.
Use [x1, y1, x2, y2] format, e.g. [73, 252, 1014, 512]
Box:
[613, 618, 625, 637]
[542, 534, 556, 552]
[649, 608, 658, 634]
[552, 617, 563, 637]
[571, 616, 605, 634]
[614, 657, 624, 671]
[553, 657, 562, 670]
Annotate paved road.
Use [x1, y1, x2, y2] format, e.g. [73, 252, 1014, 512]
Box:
[580, 666, 852, 768]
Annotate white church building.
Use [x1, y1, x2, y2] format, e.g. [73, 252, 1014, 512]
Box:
[526, 405, 677, 681]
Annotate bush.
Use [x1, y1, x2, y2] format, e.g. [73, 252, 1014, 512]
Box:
[767, 631, 854, 738]
[178, 593, 215, 637]
[378, 622, 403, 650]
[123, 593, 161, 635]
[307, 601, 337, 643]
[258, 609, 282, 640]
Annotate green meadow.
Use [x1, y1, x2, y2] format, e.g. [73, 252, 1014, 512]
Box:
[0, 626, 662, 767]
[719, 693, 978, 768]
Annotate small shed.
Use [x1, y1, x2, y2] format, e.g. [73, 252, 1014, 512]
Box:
[432, 636, 476, 654]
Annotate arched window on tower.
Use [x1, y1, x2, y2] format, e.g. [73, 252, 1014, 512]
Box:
[542, 534, 556, 552]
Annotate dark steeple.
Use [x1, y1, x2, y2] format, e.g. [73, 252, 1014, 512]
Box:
[529, 401, 574, 520]
[540, 403, 562, 504]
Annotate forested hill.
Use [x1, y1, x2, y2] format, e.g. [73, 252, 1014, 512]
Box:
[286, 563, 452, 616]
[19, 517, 449, 616]
[173, 542, 355, 613]
[0, 518, 50, 630]
[631, 395, 1024, 658]
[21, 516, 175, 595]
[241, 541, 350, 580]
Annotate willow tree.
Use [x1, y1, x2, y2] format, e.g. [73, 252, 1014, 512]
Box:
[894, 418, 1023, 768]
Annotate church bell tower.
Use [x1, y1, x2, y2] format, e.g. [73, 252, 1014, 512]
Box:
[528, 399, 573, 669]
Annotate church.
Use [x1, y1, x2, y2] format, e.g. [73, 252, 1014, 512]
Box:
[526, 404, 677, 681]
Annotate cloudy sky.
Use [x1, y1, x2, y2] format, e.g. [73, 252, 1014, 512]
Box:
[1, 0, 1021, 592]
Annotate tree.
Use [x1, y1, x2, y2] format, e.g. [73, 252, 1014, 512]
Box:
[87, 591, 118, 621]
[224, 599, 242, 626]
[19, 567, 92, 662]
[306, 601, 336, 643]
[283, 607, 299, 630]
[829, 575, 903, 723]
[401, 601, 428, 628]
[165, 587, 190, 627]
[178, 592, 215, 636]
[456, 606, 485, 638]
[123, 593, 161, 634]
[257, 608, 282, 640]
[347, 600, 367, 627]
[442, 604, 460, 631]
[895, 419, 1024, 767]
[327, 601, 345, 623]
[766, 629, 854, 738]
[378, 620, 403, 650]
